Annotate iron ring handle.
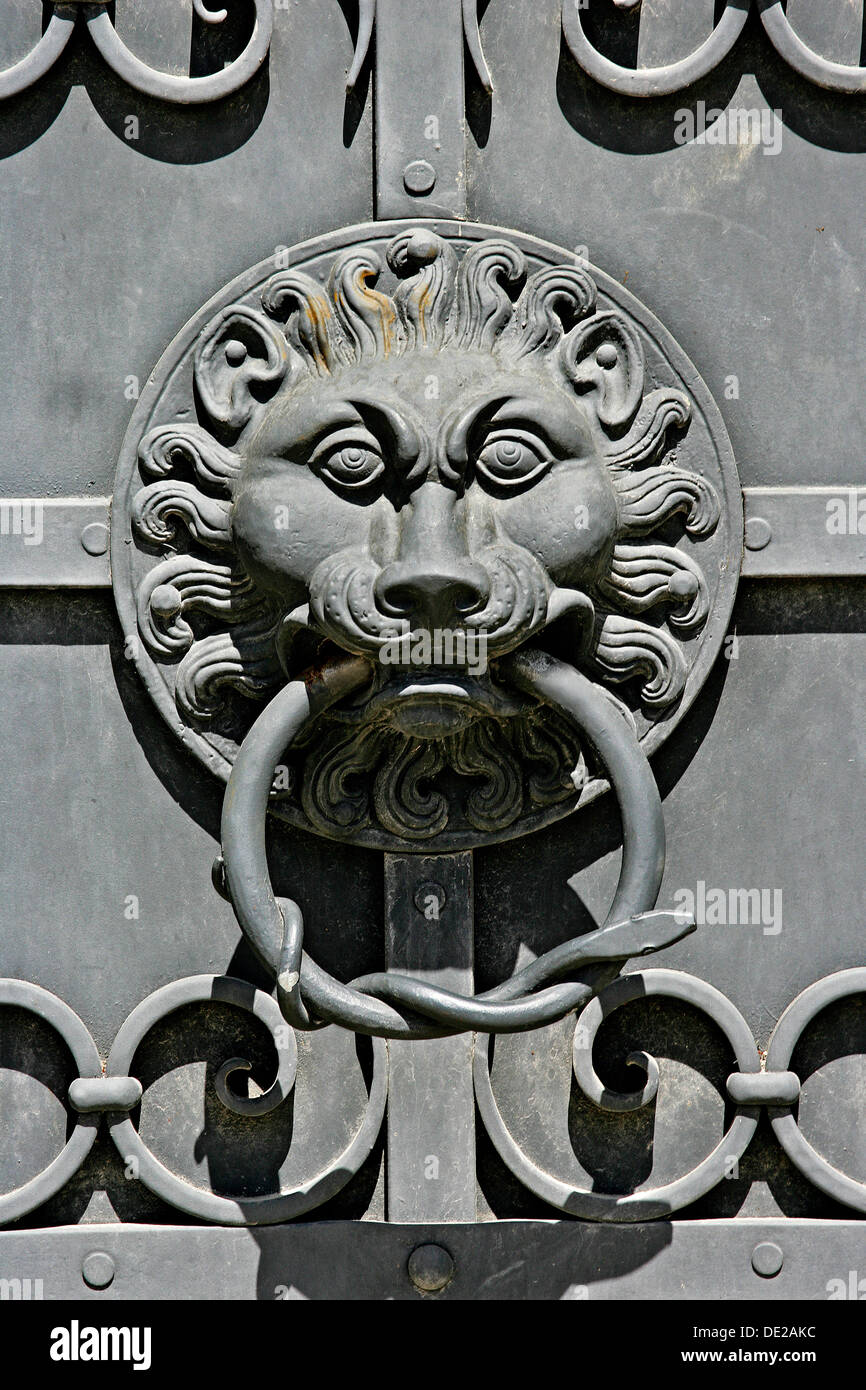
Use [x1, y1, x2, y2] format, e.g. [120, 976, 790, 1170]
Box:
[220, 648, 690, 1038]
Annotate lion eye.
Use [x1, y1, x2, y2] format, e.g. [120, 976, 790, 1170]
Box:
[475, 431, 552, 488]
[311, 430, 385, 490]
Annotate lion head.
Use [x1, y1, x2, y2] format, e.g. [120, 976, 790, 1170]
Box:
[130, 228, 720, 847]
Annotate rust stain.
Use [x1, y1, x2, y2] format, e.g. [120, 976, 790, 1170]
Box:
[417, 282, 433, 344]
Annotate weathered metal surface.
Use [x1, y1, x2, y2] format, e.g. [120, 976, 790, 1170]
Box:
[374, 0, 467, 218]
[0, 499, 109, 587]
[0, 1219, 865, 1299]
[742, 488, 866, 578]
[0, 0, 865, 1300]
[384, 853, 476, 1221]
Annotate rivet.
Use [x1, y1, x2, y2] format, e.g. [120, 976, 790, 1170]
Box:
[224, 339, 248, 366]
[407, 1243, 454, 1293]
[751, 1241, 783, 1278]
[744, 517, 772, 551]
[413, 881, 446, 916]
[150, 583, 183, 619]
[82, 1251, 115, 1290]
[669, 570, 699, 598]
[80, 522, 109, 556]
[403, 159, 437, 196]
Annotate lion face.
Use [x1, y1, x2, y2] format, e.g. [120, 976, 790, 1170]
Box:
[126, 228, 724, 847]
[231, 347, 619, 736]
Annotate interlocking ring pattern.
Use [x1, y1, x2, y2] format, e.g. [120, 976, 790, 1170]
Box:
[3, 966, 866, 1224]
[0, 974, 386, 1226]
[564, 0, 866, 97]
[0, 1, 273, 104]
[4, 2, 866, 105]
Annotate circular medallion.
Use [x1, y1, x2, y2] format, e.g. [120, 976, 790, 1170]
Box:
[112, 219, 742, 852]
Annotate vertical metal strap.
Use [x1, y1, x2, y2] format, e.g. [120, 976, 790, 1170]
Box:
[374, 0, 467, 219]
[384, 852, 476, 1221]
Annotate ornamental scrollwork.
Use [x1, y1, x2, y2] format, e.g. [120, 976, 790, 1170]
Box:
[4, 967, 866, 1225]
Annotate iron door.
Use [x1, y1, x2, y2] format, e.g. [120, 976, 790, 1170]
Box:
[0, 0, 865, 1305]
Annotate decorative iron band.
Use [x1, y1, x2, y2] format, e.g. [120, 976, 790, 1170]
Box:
[0, 1, 273, 104]
[563, 0, 866, 97]
[5, 2, 866, 106]
[1, 965, 866, 1225]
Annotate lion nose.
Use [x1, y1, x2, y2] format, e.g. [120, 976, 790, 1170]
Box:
[375, 563, 488, 627]
[374, 482, 489, 629]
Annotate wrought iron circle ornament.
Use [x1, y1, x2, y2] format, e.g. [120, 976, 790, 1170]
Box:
[105, 975, 387, 1224]
[766, 969, 866, 1213]
[85, 0, 274, 104]
[758, 0, 866, 94]
[562, 0, 751, 98]
[0, 8, 76, 101]
[0, 980, 102, 1225]
[5, 968, 866, 1224]
[0, 1, 274, 105]
[112, 219, 743, 856]
[475, 968, 762, 1220]
[0, 975, 386, 1226]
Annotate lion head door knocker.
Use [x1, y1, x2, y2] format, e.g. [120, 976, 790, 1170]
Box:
[112, 220, 742, 1038]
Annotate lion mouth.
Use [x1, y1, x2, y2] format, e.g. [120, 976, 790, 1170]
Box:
[362, 672, 528, 736]
[276, 592, 597, 736]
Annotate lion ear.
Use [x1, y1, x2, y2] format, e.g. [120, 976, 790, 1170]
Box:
[195, 305, 289, 431]
[562, 311, 644, 430]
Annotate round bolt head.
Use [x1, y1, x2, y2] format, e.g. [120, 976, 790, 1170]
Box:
[80, 522, 109, 556]
[407, 1243, 454, 1293]
[82, 1251, 116, 1290]
[744, 516, 772, 551]
[669, 570, 699, 598]
[751, 1241, 783, 1278]
[403, 159, 437, 196]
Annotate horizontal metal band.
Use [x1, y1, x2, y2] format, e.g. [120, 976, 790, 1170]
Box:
[0, 499, 110, 587]
[0, 491, 863, 588]
[0, 1219, 865, 1298]
[742, 487, 866, 578]
[726, 1071, 801, 1106]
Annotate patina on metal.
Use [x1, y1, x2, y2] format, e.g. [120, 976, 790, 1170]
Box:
[1, 0, 866, 1300]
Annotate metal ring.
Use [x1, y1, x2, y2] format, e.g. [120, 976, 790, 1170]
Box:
[0, 979, 102, 1225]
[85, 0, 273, 105]
[766, 968, 866, 1212]
[474, 968, 760, 1221]
[0, 12, 76, 100]
[759, 0, 866, 94]
[105, 974, 388, 1224]
[220, 649, 682, 1039]
[561, 0, 750, 98]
